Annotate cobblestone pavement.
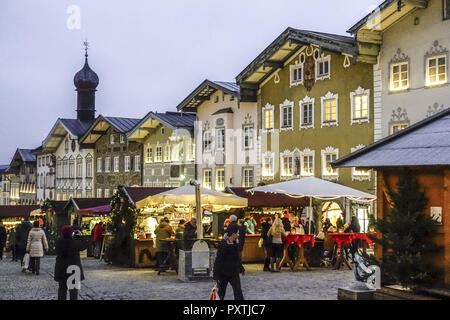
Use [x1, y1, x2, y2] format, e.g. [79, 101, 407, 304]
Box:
[0, 256, 354, 300]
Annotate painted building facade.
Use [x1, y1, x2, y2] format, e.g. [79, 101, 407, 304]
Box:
[349, 0, 450, 140]
[127, 111, 196, 187]
[80, 116, 142, 197]
[236, 28, 375, 224]
[33, 147, 56, 204]
[178, 80, 259, 191]
[6, 149, 37, 205]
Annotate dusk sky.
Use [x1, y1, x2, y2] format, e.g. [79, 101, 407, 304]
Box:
[0, 0, 379, 164]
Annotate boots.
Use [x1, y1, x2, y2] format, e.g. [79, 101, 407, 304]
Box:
[263, 257, 270, 272]
[270, 258, 276, 272]
[275, 258, 281, 272]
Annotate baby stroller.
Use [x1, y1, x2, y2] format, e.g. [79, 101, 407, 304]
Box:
[353, 252, 375, 284]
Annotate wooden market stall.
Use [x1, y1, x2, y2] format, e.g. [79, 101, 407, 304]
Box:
[0, 205, 39, 230]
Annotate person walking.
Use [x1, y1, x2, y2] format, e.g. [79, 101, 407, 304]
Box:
[237, 219, 247, 275]
[213, 224, 244, 300]
[8, 227, 17, 261]
[93, 222, 105, 259]
[154, 217, 175, 275]
[267, 218, 287, 272]
[26, 221, 49, 275]
[260, 217, 272, 272]
[54, 225, 88, 300]
[182, 217, 197, 250]
[0, 221, 7, 260]
[15, 217, 32, 270]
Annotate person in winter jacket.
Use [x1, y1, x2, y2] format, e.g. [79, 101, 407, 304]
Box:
[7, 227, 17, 261]
[281, 211, 291, 232]
[26, 221, 49, 275]
[260, 217, 272, 272]
[244, 215, 257, 234]
[213, 223, 244, 300]
[237, 219, 247, 275]
[15, 217, 32, 269]
[93, 222, 105, 259]
[304, 217, 316, 235]
[154, 217, 175, 274]
[0, 221, 7, 260]
[54, 225, 88, 300]
[268, 218, 287, 272]
[182, 218, 197, 250]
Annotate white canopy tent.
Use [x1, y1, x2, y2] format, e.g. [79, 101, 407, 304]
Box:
[135, 185, 248, 211]
[248, 177, 376, 233]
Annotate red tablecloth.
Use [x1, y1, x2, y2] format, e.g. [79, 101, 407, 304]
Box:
[328, 233, 374, 247]
[282, 234, 315, 248]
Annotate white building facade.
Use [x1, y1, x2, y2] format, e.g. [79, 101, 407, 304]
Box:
[349, 0, 450, 140]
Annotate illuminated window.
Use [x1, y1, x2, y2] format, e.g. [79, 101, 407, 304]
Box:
[146, 147, 153, 163]
[242, 168, 254, 188]
[321, 92, 338, 127]
[97, 188, 102, 198]
[390, 122, 409, 134]
[110, 134, 115, 144]
[351, 87, 370, 124]
[104, 189, 110, 198]
[203, 169, 212, 189]
[215, 168, 225, 191]
[390, 62, 409, 91]
[426, 55, 447, 86]
[351, 145, 370, 181]
[263, 104, 274, 131]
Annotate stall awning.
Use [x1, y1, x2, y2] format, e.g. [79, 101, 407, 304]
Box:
[76, 205, 111, 216]
[248, 177, 376, 201]
[0, 205, 39, 218]
[136, 185, 248, 211]
[228, 187, 308, 207]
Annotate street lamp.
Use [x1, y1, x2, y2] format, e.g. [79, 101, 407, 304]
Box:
[190, 179, 202, 239]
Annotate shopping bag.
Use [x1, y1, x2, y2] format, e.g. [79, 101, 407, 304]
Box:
[210, 283, 217, 300]
[23, 253, 30, 269]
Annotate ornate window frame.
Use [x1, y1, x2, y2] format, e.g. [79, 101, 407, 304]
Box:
[262, 103, 275, 133]
[280, 150, 294, 180]
[279, 99, 294, 131]
[389, 48, 410, 92]
[320, 92, 339, 128]
[203, 168, 212, 189]
[350, 145, 371, 181]
[299, 96, 315, 130]
[321, 146, 339, 181]
[350, 86, 370, 125]
[315, 54, 331, 81]
[242, 124, 254, 150]
[289, 62, 304, 87]
[262, 151, 275, 180]
[389, 107, 410, 134]
[300, 148, 315, 177]
[425, 41, 448, 87]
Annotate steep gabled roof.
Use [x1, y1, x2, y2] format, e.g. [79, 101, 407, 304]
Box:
[17, 149, 36, 163]
[236, 27, 357, 91]
[177, 79, 240, 111]
[42, 118, 95, 152]
[79, 115, 141, 145]
[333, 108, 450, 169]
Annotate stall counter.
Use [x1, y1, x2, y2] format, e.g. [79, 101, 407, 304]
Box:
[132, 238, 157, 268]
[242, 234, 265, 263]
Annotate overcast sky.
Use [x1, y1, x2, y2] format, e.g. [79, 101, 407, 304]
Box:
[0, 0, 379, 164]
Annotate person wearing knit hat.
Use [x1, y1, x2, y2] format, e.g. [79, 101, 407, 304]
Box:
[213, 220, 244, 300]
[54, 225, 88, 300]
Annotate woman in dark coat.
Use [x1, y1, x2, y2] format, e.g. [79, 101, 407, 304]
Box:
[54, 225, 88, 300]
[260, 217, 272, 272]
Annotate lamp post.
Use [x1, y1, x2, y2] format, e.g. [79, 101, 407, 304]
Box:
[190, 179, 202, 239]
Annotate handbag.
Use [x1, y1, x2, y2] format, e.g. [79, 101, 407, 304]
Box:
[23, 253, 30, 269]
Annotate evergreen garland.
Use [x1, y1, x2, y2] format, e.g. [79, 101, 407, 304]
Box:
[105, 186, 138, 266]
[371, 173, 441, 289]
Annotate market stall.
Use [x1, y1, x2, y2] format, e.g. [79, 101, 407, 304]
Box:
[0, 205, 39, 230]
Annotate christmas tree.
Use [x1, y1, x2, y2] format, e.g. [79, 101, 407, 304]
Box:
[106, 187, 138, 266]
[373, 173, 440, 289]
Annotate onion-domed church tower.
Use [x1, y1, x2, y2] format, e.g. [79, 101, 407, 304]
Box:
[73, 41, 99, 122]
